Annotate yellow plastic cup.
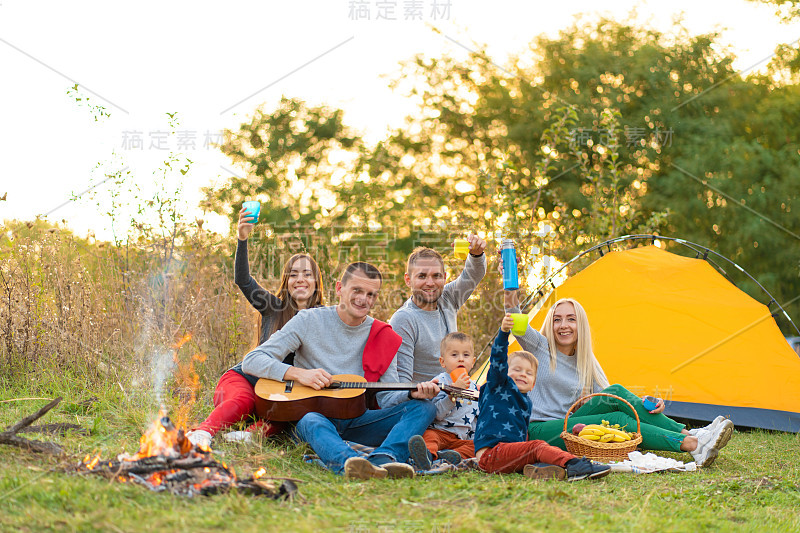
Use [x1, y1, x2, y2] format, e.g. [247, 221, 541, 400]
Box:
[510, 313, 529, 336]
[453, 239, 470, 260]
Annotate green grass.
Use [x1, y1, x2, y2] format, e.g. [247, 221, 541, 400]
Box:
[1, 377, 799, 533]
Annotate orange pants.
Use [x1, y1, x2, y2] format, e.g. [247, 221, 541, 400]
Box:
[422, 428, 475, 459]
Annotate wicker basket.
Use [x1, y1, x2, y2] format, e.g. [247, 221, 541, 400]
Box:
[560, 393, 643, 462]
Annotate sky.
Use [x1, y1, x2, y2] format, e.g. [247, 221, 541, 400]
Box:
[0, 0, 796, 241]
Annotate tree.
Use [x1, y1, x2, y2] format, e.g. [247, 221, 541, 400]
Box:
[370, 16, 800, 331]
[206, 17, 800, 332]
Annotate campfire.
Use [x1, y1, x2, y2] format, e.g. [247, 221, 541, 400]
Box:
[78, 410, 298, 499]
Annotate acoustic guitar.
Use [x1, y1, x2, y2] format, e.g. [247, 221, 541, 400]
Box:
[254, 374, 479, 422]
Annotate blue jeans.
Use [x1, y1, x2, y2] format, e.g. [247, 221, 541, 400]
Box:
[295, 400, 437, 474]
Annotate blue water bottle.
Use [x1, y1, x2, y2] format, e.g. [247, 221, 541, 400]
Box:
[501, 238, 519, 290]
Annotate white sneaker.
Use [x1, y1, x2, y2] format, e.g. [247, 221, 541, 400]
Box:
[223, 430, 253, 443]
[688, 416, 726, 436]
[691, 419, 734, 468]
[690, 429, 718, 467]
[186, 429, 212, 449]
[710, 419, 735, 452]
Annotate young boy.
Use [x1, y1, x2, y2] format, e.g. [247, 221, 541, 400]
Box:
[408, 332, 480, 470]
[474, 314, 611, 481]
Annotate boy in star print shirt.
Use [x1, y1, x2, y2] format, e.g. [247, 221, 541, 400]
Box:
[407, 332, 479, 470]
[474, 314, 611, 480]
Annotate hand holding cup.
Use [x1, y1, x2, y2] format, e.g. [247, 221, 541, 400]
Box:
[501, 313, 514, 332]
[467, 234, 487, 256]
[237, 207, 256, 240]
[449, 367, 470, 389]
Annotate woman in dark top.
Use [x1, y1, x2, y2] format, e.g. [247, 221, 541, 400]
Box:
[187, 207, 323, 447]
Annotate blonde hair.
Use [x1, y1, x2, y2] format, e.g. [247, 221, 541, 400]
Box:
[509, 350, 538, 371]
[539, 298, 609, 395]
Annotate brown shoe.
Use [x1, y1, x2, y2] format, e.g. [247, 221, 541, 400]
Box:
[344, 457, 388, 480]
[523, 464, 567, 480]
[382, 462, 415, 479]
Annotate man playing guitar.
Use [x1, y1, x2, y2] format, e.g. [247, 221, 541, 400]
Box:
[242, 262, 440, 479]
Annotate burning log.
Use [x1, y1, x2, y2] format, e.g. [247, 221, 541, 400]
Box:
[0, 397, 64, 455]
[77, 411, 300, 499]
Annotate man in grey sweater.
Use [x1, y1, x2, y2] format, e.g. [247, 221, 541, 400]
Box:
[242, 262, 439, 479]
[389, 236, 487, 383]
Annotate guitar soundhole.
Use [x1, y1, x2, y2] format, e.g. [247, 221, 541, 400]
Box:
[284, 381, 294, 393]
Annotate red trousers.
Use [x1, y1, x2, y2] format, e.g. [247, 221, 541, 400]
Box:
[195, 370, 285, 437]
[423, 428, 475, 459]
[477, 440, 576, 474]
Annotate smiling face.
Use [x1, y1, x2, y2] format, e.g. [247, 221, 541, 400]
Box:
[405, 257, 446, 310]
[335, 269, 381, 326]
[508, 354, 537, 393]
[286, 257, 316, 307]
[552, 301, 578, 355]
[439, 338, 476, 374]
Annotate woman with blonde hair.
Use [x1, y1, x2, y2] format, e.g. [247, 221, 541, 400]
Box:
[503, 289, 734, 468]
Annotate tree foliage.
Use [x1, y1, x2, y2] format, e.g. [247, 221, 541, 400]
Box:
[205, 17, 800, 333]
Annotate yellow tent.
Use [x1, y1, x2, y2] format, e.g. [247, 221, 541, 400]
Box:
[473, 245, 800, 431]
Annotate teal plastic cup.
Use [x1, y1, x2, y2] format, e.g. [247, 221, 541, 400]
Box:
[642, 396, 658, 411]
[242, 201, 260, 223]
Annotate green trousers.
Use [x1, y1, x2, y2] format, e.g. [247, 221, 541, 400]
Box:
[527, 384, 687, 452]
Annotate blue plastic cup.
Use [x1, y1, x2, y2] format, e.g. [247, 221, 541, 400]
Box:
[242, 201, 260, 224]
[642, 395, 658, 411]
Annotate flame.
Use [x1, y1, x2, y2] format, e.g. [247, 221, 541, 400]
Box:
[149, 471, 173, 486]
[83, 453, 101, 470]
[84, 406, 277, 496]
[126, 410, 191, 461]
[174, 333, 192, 349]
[169, 332, 206, 430]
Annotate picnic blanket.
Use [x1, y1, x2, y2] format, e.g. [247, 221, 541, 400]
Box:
[303, 441, 480, 475]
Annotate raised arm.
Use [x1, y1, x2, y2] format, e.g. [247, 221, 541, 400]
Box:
[498, 257, 547, 353]
[234, 209, 281, 313]
[487, 322, 512, 386]
[441, 234, 487, 308]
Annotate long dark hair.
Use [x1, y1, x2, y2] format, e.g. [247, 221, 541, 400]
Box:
[260, 253, 324, 338]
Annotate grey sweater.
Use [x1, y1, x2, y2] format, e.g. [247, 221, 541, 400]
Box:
[509, 308, 607, 422]
[241, 306, 405, 408]
[430, 371, 479, 439]
[389, 254, 487, 382]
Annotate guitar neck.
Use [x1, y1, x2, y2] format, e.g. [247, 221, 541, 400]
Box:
[330, 381, 478, 401]
[333, 382, 417, 391]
